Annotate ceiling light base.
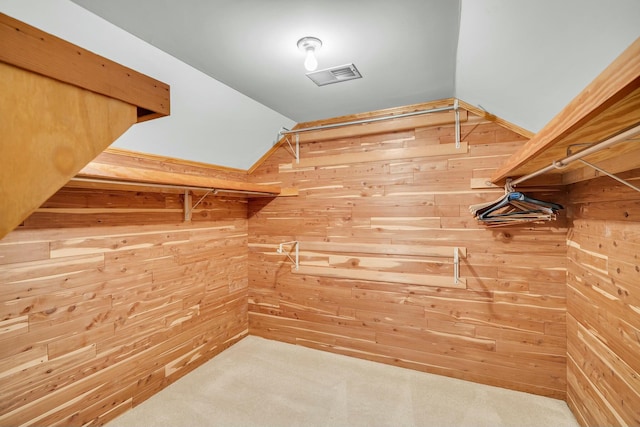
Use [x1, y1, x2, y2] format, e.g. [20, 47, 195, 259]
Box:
[297, 36, 322, 52]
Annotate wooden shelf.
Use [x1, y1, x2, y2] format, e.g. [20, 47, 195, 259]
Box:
[492, 37, 640, 185]
[249, 99, 465, 174]
[288, 241, 466, 289]
[77, 162, 286, 196]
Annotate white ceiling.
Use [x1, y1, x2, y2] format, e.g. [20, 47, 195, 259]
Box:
[69, 0, 460, 124]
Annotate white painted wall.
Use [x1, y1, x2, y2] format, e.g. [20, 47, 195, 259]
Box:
[456, 0, 640, 133]
[0, 0, 296, 170]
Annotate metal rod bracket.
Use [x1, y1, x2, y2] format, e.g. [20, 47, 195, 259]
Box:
[277, 241, 299, 270]
[454, 99, 460, 149]
[453, 247, 460, 285]
[577, 159, 640, 193]
[184, 190, 192, 222]
[510, 124, 640, 187]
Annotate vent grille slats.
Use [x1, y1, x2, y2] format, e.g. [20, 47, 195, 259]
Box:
[306, 63, 362, 86]
[331, 67, 357, 78]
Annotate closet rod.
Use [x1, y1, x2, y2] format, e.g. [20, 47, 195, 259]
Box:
[69, 177, 277, 196]
[280, 104, 455, 135]
[510, 123, 640, 187]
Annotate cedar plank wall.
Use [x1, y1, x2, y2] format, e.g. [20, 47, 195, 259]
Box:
[566, 168, 640, 426]
[0, 159, 249, 426]
[248, 108, 569, 399]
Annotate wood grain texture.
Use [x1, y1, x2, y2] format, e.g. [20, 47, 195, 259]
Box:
[457, 99, 534, 139]
[566, 168, 640, 427]
[0, 185, 249, 426]
[295, 110, 462, 143]
[0, 12, 170, 121]
[69, 148, 253, 197]
[247, 99, 460, 174]
[297, 99, 458, 131]
[295, 141, 469, 168]
[101, 148, 247, 176]
[0, 62, 137, 240]
[248, 110, 568, 398]
[78, 163, 282, 195]
[275, 242, 467, 288]
[561, 144, 640, 185]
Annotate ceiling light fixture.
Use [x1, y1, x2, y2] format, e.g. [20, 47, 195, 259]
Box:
[297, 36, 322, 71]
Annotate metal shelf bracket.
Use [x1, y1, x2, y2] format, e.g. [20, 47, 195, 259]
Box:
[184, 189, 215, 221]
[279, 127, 299, 164]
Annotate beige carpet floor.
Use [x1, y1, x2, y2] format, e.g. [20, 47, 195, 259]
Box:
[108, 336, 579, 427]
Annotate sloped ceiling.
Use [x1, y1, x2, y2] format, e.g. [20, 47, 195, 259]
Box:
[457, 0, 640, 133]
[69, 0, 461, 124]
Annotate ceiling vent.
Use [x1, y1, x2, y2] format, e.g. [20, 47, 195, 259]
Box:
[306, 63, 362, 86]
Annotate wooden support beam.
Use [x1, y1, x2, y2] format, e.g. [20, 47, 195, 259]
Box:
[0, 12, 170, 122]
[0, 14, 171, 239]
[0, 62, 137, 239]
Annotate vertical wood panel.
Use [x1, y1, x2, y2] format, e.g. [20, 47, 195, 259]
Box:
[566, 169, 640, 427]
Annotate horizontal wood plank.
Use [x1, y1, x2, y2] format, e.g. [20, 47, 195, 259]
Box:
[296, 141, 469, 168]
[0, 194, 249, 425]
[78, 163, 282, 195]
[296, 110, 462, 143]
[299, 241, 466, 257]
[293, 265, 466, 289]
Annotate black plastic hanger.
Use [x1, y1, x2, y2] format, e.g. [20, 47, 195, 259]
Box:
[477, 192, 563, 220]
